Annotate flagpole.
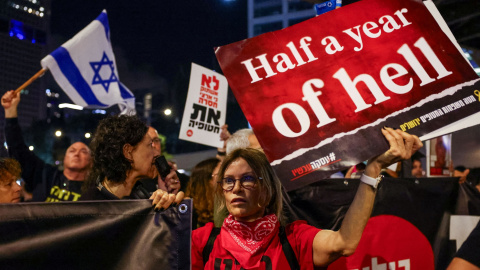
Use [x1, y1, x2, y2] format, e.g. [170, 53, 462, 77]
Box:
[14, 68, 47, 94]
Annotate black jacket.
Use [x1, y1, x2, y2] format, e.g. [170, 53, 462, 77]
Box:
[5, 118, 82, 202]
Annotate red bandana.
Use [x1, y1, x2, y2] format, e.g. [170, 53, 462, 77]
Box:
[221, 214, 279, 269]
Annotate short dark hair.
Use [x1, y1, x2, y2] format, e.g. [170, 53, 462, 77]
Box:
[84, 115, 148, 191]
[454, 165, 467, 172]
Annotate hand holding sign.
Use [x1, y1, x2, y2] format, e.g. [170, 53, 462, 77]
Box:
[365, 127, 423, 177]
[215, 0, 479, 190]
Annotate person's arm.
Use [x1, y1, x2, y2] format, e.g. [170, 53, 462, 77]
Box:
[448, 258, 480, 270]
[2, 90, 19, 118]
[216, 124, 230, 161]
[312, 128, 422, 266]
[2, 90, 46, 190]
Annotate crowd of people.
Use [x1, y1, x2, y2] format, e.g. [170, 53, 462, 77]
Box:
[1, 87, 479, 270]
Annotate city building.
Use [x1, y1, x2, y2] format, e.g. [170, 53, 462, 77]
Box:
[0, 0, 50, 131]
[247, 0, 479, 74]
[248, 0, 315, 38]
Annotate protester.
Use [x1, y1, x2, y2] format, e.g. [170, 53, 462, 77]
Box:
[0, 158, 22, 203]
[411, 158, 424, 178]
[216, 124, 231, 160]
[80, 115, 184, 209]
[345, 163, 366, 178]
[2, 90, 91, 202]
[214, 127, 261, 226]
[185, 157, 221, 229]
[138, 126, 182, 194]
[192, 127, 422, 269]
[226, 128, 261, 155]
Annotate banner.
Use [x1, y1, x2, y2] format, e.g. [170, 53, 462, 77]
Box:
[41, 10, 135, 114]
[215, 0, 480, 191]
[284, 178, 479, 270]
[0, 200, 192, 270]
[179, 63, 228, 148]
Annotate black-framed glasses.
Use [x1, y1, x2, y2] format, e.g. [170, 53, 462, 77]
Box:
[217, 175, 262, 191]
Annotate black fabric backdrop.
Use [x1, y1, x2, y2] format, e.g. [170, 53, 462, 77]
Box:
[0, 179, 478, 269]
[0, 199, 192, 270]
[284, 177, 479, 270]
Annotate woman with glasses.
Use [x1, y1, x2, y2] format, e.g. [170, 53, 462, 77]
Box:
[192, 127, 422, 269]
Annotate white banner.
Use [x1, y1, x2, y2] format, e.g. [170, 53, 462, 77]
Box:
[179, 63, 228, 148]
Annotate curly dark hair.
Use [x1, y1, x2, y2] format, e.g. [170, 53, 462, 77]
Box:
[185, 157, 220, 228]
[83, 115, 148, 192]
[0, 158, 21, 184]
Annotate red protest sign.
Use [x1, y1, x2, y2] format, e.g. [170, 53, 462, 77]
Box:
[215, 0, 479, 191]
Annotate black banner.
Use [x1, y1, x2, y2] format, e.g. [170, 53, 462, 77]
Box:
[284, 177, 479, 269]
[0, 199, 192, 270]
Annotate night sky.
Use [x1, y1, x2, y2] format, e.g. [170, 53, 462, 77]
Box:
[50, 0, 248, 79]
[49, 0, 249, 153]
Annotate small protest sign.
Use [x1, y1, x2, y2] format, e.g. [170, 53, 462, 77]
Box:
[179, 63, 228, 148]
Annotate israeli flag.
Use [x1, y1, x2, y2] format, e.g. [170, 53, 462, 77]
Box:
[41, 10, 135, 114]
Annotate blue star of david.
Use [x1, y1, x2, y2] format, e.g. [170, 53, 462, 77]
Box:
[90, 52, 118, 92]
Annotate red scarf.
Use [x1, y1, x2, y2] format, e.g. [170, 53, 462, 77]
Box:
[221, 214, 279, 269]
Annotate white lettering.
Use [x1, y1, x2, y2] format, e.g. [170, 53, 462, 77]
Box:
[286, 41, 306, 66]
[414, 37, 452, 79]
[272, 103, 310, 138]
[273, 53, 296, 73]
[343, 25, 364, 51]
[379, 15, 401, 33]
[299, 36, 318, 63]
[301, 79, 337, 128]
[363, 21, 381, 38]
[380, 63, 413, 94]
[397, 43, 435, 86]
[241, 54, 277, 83]
[394, 8, 412, 27]
[332, 68, 391, 112]
[321, 36, 344, 55]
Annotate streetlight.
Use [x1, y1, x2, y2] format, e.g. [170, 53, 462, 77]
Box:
[85, 132, 91, 139]
[164, 108, 172, 116]
[29, 146, 34, 151]
[55, 130, 62, 137]
[59, 103, 83, 110]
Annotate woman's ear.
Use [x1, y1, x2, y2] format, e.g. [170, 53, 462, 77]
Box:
[123, 144, 134, 161]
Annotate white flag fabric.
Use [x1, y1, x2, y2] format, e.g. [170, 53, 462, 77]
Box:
[41, 10, 135, 114]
